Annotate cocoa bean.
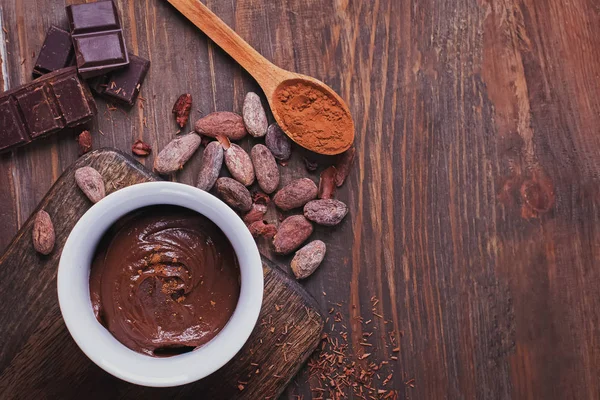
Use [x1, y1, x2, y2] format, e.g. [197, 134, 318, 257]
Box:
[132, 139, 152, 157]
[335, 146, 355, 187]
[77, 130, 92, 155]
[248, 220, 278, 239]
[251, 144, 279, 194]
[243, 92, 268, 137]
[273, 215, 313, 255]
[291, 240, 326, 279]
[224, 143, 255, 186]
[216, 134, 231, 149]
[196, 141, 224, 191]
[194, 112, 247, 141]
[32, 210, 55, 255]
[172, 93, 192, 128]
[304, 199, 348, 226]
[265, 123, 292, 161]
[215, 177, 252, 212]
[200, 135, 212, 147]
[304, 157, 318, 172]
[253, 191, 271, 206]
[243, 203, 268, 225]
[75, 167, 106, 203]
[318, 166, 337, 199]
[153, 133, 202, 175]
[273, 178, 318, 211]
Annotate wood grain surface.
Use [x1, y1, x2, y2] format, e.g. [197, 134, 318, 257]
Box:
[0, 0, 598, 399]
[0, 149, 324, 400]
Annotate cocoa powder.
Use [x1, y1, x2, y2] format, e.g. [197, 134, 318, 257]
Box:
[274, 80, 353, 155]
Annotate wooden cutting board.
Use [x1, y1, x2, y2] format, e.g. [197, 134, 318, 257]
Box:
[0, 149, 324, 399]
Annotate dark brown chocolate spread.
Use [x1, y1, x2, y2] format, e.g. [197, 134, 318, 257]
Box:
[90, 206, 240, 356]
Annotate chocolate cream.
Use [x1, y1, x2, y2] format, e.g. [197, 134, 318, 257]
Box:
[90, 206, 240, 356]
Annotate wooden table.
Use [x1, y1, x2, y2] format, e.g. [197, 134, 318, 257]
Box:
[0, 0, 599, 399]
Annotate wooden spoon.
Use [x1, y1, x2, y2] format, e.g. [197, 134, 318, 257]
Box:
[166, 0, 355, 155]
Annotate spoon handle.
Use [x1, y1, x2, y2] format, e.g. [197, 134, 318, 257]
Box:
[166, 0, 287, 96]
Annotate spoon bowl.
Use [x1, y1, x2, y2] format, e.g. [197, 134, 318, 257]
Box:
[166, 0, 355, 155]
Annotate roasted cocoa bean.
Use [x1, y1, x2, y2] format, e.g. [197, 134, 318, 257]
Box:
[77, 130, 92, 155]
[153, 133, 202, 175]
[196, 141, 224, 191]
[265, 123, 292, 161]
[251, 144, 279, 194]
[224, 143, 255, 186]
[132, 139, 152, 157]
[291, 240, 326, 279]
[318, 166, 337, 199]
[253, 191, 271, 206]
[273, 215, 313, 255]
[248, 220, 278, 239]
[335, 145, 355, 187]
[195, 112, 247, 141]
[75, 166, 106, 203]
[243, 203, 268, 225]
[215, 177, 252, 212]
[32, 210, 55, 255]
[243, 92, 268, 137]
[172, 93, 192, 128]
[304, 199, 348, 226]
[273, 178, 318, 211]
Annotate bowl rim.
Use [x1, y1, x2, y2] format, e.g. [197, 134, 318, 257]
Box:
[57, 181, 263, 387]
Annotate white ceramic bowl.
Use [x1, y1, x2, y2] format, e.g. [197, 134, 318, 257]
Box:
[57, 181, 263, 387]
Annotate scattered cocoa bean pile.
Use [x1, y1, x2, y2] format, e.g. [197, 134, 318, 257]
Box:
[157, 91, 355, 279]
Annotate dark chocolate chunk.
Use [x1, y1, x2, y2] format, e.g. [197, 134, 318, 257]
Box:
[0, 67, 97, 153]
[0, 98, 30, 151]
[67, 1, 129, 78]
[33, 26, 74, 78]
[67, 1, 120, 34]
[90, 54, 150, 106]
[51, 75, 95, 125]
[15, 84, 64, 138]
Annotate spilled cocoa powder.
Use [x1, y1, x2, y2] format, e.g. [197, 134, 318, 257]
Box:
[274, 80, 353, 155]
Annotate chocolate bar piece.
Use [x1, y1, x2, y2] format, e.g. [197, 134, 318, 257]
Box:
[33, 26, 74, 78]
[90, 54, 150, 106]
[0, 67, 97, 153]
[67, 1, 129, 78]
